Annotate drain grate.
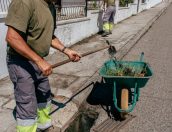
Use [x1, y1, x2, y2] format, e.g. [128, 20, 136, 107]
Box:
[92, 114, 136, 132]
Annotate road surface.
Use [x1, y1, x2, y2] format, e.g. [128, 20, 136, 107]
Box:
[120, 3, 172, 132]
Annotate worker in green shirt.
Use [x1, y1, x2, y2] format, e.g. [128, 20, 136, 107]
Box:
[102, 0, 116, 37]
[5, 0, 81, 132]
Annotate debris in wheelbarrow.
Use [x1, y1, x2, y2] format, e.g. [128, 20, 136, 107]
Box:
[105, 61, 148, 77]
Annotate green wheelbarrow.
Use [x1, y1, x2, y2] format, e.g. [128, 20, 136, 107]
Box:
[99, 53, 153, 119]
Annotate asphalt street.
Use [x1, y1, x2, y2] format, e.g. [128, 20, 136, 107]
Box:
[119, 3, 172, 132]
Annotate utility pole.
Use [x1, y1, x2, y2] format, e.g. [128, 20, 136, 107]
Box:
[85, 0, 88, 17]
[137, 0, 141, 13]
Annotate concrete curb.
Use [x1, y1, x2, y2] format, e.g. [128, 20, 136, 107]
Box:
[115, 2, 172, 60]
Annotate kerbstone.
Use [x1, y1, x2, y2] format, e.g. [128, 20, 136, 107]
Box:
[3, 99, 16, 110]
[0, 97, 8, 107]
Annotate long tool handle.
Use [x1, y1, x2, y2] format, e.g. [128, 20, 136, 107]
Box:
[52, 45, 109, 69]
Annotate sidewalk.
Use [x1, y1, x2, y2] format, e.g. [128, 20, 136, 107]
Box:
[0, 1, 171, 131]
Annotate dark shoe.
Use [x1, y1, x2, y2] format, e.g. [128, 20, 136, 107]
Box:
[101, 32, 111, 37]
[37, 126, 61, 132]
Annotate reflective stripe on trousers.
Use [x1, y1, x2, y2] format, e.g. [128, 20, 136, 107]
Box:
[16, 101, 52, 132]
[103, 22, 114, 32]
[17, 118, 37, 132]
[37, 101, 52, 130]
[103, 22, 110, 32]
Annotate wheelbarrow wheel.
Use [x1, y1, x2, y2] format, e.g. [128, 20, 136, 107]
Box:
[120, 88, 129, 119]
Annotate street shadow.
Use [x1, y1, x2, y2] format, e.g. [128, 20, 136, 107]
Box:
[50, 82, 94, 115]
[12, 107, 17, 121]
[86, 81, 123, 121]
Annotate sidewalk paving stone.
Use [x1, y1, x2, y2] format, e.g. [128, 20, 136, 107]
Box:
[3, 99, 16, 110]
[0, 77, 13, 97]
[0, 97, 8, 107]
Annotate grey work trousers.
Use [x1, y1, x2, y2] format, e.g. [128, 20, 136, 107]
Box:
[6, 54, 51, 120]
[103, 5, 116, 23]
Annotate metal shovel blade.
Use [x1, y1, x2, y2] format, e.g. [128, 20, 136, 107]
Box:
[106, 40, 117, 58]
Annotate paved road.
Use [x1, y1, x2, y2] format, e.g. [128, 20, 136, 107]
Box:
[119, 4, 172, 132]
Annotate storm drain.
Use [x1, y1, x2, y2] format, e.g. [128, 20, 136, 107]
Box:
[92, 114, 136, 132]
[65, 110, 98, 132]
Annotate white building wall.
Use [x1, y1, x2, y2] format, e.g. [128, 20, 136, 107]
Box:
[117, 6, 133, 22]
[146, 0, 162, 8]
[55, 11, 100, 47]
[130, 3, 138, 15]
[0, 0, 163, 79]
[139, 2, 147, 12]
[0, 22, 8, 79]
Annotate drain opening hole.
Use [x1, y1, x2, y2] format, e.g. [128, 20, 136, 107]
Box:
[65, 110, 98, 132]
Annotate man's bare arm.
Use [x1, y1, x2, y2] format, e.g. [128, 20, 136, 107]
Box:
[6, 27, 52, 76]
[51, 36, 66, 52]
[51, 36, 81, 62]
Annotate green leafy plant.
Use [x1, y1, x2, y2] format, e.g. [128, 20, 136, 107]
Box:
[120, 0, 134, 7]
[92, 0, 97, 8]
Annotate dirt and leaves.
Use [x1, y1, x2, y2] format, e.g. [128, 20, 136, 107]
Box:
[105, 61, 147, 77]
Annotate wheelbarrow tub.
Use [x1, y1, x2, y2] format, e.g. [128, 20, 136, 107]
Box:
[99, 60, 153, 88]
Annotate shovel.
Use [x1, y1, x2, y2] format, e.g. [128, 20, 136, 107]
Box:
[105, 40, 117, 59]
[52, 40, 117, 69]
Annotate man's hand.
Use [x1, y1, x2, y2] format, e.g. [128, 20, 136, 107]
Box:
[64, 48, 81, 62]
[35, 59, 52, 76]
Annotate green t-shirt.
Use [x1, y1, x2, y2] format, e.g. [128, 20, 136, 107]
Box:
[5, 0, 56, 57]
[105, 0, 115, 6]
